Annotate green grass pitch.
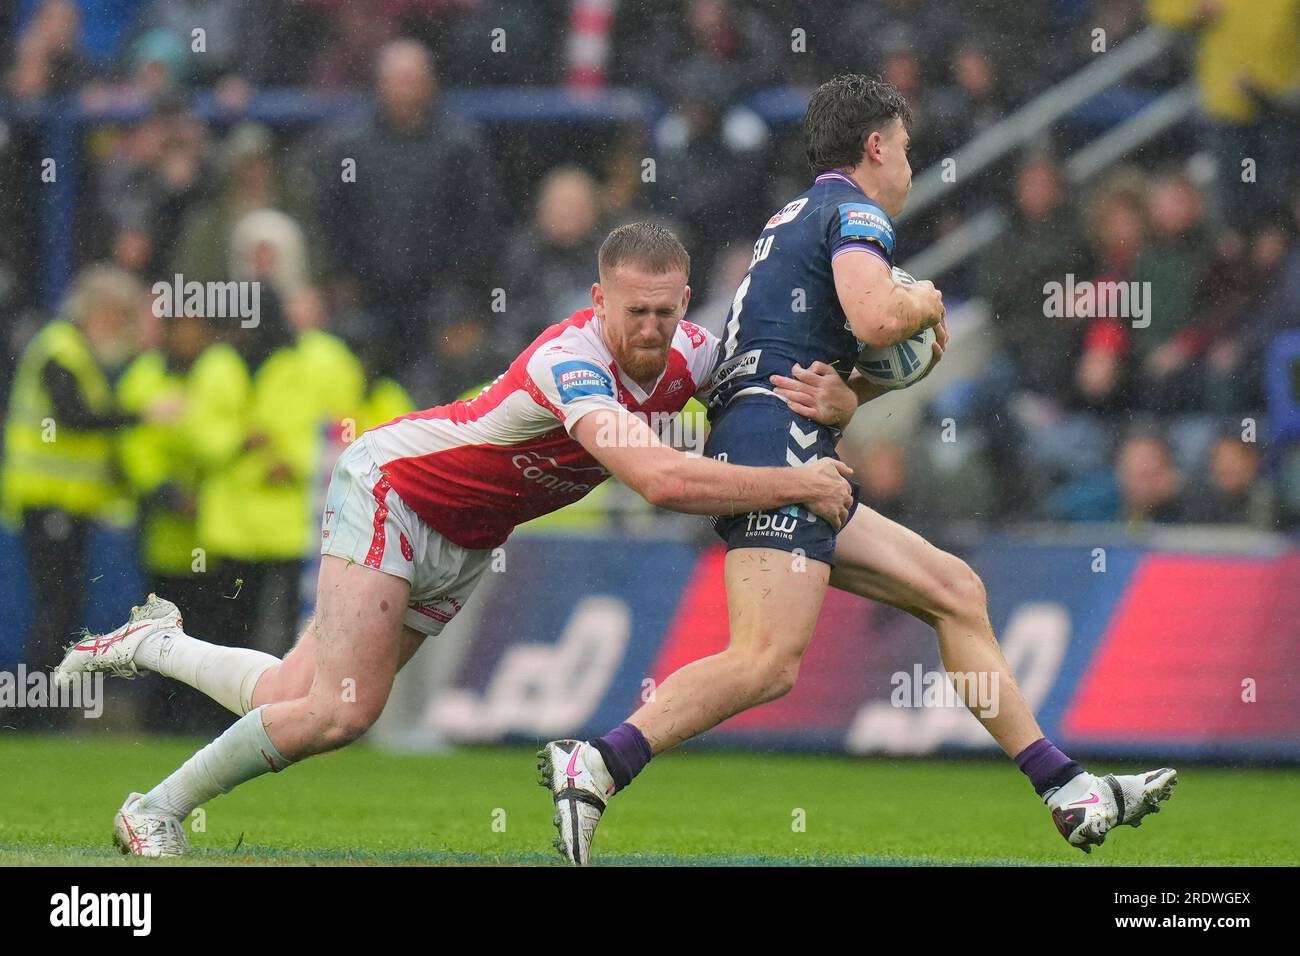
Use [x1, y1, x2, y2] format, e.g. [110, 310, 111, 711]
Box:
[1, 734, 1296, 866]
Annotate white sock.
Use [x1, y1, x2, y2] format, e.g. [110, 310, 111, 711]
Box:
[138, 706, 292, 820]
[135, 629, 278, 716]
[583, 745, 616, 796]
[1044, 770, 1095, 809]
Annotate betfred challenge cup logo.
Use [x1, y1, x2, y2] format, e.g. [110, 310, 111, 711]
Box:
[552, 361, 615, 403]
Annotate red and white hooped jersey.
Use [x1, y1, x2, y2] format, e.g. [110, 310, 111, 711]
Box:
[365, 308, 720, 550]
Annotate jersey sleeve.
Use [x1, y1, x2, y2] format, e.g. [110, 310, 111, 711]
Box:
[524, 343, 624, 434]
[827, 199, 897, 267]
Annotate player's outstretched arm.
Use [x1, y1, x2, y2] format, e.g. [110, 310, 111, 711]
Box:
[572, 408, 855, 529]
[833, 249, 945, 348]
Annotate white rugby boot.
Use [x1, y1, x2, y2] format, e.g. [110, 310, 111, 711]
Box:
[113, 792, 188, 858]
[54, 593, 183, 683]
[1050, 768, 1178, 853]
[537, 739, 616, 865]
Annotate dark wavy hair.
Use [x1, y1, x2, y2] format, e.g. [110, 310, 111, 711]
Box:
[803, 74, 913, 175]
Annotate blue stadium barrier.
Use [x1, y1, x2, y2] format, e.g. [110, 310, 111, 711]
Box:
[0, 524, 146, 669]
[417, 533, 1300, 763]
[1266, 331, 1300, 472]
[5, 525, 1297, 761]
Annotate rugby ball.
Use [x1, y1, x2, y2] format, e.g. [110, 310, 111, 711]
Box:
[854, 267, 937, 390]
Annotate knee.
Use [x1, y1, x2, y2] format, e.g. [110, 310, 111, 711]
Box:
[313, 700, 381, 752]
[251, 664, 307, 708]
[928, 555, 988, 623]
[765, 655, 802, 701]
[728, 647, 802, 705]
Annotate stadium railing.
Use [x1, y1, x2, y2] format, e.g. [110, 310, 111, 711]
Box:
[900, 25, 1175, 224]
[902, 82, 1197, 280]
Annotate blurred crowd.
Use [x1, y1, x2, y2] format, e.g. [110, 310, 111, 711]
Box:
[0, 1, 1170, 392]
[852, 152, 1299, 534]
[0, 0, 1298, 709]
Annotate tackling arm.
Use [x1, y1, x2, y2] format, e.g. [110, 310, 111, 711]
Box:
[571, 408, 854, 528]
[769, 362, 890, 427]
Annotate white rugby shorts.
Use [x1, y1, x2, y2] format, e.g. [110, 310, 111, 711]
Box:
[319, 433, 491, 636]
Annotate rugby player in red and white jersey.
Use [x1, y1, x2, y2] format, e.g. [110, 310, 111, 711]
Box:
[55, 221, 861, 857]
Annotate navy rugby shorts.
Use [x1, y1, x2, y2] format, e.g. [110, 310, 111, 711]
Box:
[704, 394, 861, 566]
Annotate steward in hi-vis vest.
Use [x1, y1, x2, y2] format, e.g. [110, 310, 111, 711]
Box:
[1, 266, 147, 678]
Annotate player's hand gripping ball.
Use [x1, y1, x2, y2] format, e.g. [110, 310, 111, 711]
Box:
[854, 267, 939, 390]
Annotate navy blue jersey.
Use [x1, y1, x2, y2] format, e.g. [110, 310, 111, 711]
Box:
[706, 170, 898, 413]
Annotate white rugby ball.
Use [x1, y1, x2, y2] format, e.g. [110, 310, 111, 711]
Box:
[854, 266, 937, 390]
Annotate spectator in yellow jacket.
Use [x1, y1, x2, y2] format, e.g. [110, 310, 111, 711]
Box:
[193, 287, 365, 658]
[0, 265, 163, 676]
[1149, 0, 1300, 224]
[184, 210, 366, 656]
[117, 309, 234, 732]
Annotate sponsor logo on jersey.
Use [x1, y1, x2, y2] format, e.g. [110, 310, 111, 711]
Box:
[679, 319, 706, 347]
[765, 197, 809, 229]
[553, 360, 615, 403]
[743, 507, 800, 539]
[845, 208, 890, 229]
[840, 203, 895, 251]
[708, 348, 761, 391]
[410, 594, 464, 624]
[511, 450, 608, 494]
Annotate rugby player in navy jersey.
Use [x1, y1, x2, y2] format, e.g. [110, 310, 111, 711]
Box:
[541, 75, 1177, 864]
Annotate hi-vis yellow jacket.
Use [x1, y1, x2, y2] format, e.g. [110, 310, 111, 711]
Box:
[116, 351, 199, 575]
[1149, 0, 1300, 123]
[195, 333, 364, 561]
[1, 319, 129, 526]
[356, 376, 415, 435]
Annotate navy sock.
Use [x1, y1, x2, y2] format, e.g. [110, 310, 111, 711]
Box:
[591, 722, 653, 792]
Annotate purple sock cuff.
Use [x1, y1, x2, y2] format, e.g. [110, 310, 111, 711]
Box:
[607, 721, 653, 765]
[594, 722, 653, 791]
[1015, 737, 1074, 791]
